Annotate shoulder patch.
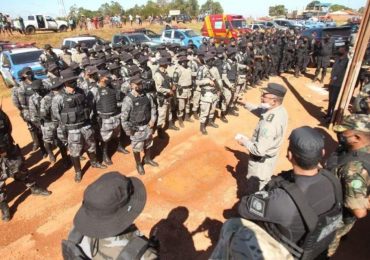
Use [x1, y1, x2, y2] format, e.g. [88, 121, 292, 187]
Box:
[249, 196, 266, 217]
[351, 179, 363, 189]
[266, 114, 275, 122]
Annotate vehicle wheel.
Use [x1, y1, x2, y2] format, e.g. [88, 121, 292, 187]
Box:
[59, 25, 67, 32]
[0, 73, 13, 88]
[25, 26, 36, 35]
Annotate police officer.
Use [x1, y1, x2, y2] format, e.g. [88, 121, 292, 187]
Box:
[324, 46, 349, 121]
[0, 109, 51, 222]
[196, 54, 219, 135]
[190, 50, 203, 120]
[173, 56, 193, 127]
[326, 114, 370, 257]
[80, 66, 99, 96]
[222, 49, 239, 116]
[71, 43, 88, 65]
[63, 172, 158, 259]
[14, 67, 43, 152]
[313, 35, 333, 83]
[59, 45, 72, 66]
[238, 126, 342, 260]
[93, 70, 124, 166]
[154, 57, 179, 139]
[238, 83, 288, 190]
[39, 44, 62, 68]
[121, 76, 158, 175]
[52, 70, 106, 183]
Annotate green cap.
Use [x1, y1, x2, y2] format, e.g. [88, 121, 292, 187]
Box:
[333, 114, 370, 133]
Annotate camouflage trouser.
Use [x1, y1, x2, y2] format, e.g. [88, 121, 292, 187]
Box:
[191, 89, 201, 113]
[157, 99, 173, 128]
[221, 87, 232, 112]
[230, 84, 243, 108]
[67, 125, 96, 158]
[99, 114, 121, 142]
[130, 125, 153, 153]
[327, 221, 355, 257]
[41, 121, 59, 144]
[0, 147, 35, 203]
[200, 100, 218, 124]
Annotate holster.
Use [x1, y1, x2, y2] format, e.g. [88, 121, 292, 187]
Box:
[249, 154, 266, 163]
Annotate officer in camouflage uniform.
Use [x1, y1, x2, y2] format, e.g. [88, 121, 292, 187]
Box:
[71, 43, 88, 65]
[222, 49, 240, 117]
[40, 78, 69, 165]
[238, 83, 288, 190]
[173, 56, 193, 128]
[93, 70, 125, 166]
[28, 80, 48, 158]
[52, 70, 106, 183]
[196, 54, 220, 135]
[64, 172, 158, 259]
[39, 44, 63, 68]
[190, 50, 202, 120]
[0, 109, 51, 222]
[121, 76, 158, 175]
[59, 45, 72, 66]
[327, 114, 370, 257]
[154, 58, 179, 139]
[14, 67, 44, 152]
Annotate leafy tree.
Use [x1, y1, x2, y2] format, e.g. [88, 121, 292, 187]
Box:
[269, 5, 287, 17]
[200, 0, 223, 14]
[358, 7, 365, 14]
[329, 4, 352, 12]
[98, 1, 123, 16]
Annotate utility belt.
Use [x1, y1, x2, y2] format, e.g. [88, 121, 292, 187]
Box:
[249, 153, 272, 163]
[180, 85, 193, 89]
[131, 120, 150, 130]
[98, 111, 120, 119]
[65, 121, 87, 131]
[201, 88, 218, 95]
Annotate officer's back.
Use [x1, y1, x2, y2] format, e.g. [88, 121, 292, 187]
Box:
[238, 126, 342, 259]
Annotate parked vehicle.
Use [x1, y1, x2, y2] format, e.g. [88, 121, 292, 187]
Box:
[134, 28, 161, 39]
[201, 14, 252, 43]
[14, 15, 68, 34]
[112, 32, 160, 49]
[0, 47, 47, 88]
[247, 23, 266, 31]
[62, 35, 107, 50]
[256, 20, 287, 30]
[157, 28, 204, 48]
[274, 19, 303, 30]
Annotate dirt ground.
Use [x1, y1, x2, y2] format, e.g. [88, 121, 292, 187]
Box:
[0, 68, 369, 259]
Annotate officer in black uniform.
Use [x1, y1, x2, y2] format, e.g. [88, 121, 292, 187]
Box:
[238, 126, 343, 259]
[0, 109, 51, 222]
[313, 36, 333, 83]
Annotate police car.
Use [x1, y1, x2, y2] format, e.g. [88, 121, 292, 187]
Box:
[157, 28, 205, 48]
[61, 35, 108, 53]
[0, 47, 47, 88]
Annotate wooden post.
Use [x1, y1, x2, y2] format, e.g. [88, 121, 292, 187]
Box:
[331, 0, 370, 127]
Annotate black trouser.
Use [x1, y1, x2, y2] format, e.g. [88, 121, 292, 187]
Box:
[327, 85, 341, 117]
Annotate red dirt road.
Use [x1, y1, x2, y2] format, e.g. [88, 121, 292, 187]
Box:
[0, 71, 369, 259]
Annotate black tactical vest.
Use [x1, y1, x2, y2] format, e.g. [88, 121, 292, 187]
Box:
[40, 93, 54, 122]
[21, 83, 35, 107]
[128, 93, 151, 126]
[264, 170, 343, 260]
[60, 93, 88, 125]
[159, 71, 171, 89]
[0, 110, 9, 138]
[96, 87, 118, 114]
[227, 61, 237, 82]
[213, 59, 224, 76]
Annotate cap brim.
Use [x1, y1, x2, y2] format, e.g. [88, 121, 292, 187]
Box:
[332, 124, 350, 133]
[61, 76, 79, 84]
[74, 176, 147, 239]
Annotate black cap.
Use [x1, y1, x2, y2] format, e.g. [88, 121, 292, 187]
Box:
[138, 55, 149, 65]
[97, 70, 110, 78]
[31, 79, 44, 91]
[158, 57, 171, 66]
[288, 126, 324, 160]
[44, 44, 52, 50]
[107, 63, 120, 71]
[130, 75, 142, 85]
[262, 83, 287, 98]
[129, 65, 141, 76]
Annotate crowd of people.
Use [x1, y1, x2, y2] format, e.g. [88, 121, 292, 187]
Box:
[0, 27, 369, 260]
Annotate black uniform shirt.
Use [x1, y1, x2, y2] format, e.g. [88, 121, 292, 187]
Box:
[239, 170, 336, 243]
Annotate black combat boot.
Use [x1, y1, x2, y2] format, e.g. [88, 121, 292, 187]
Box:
[30, 185, 52, 196]
[207, 118, 219, 128]
[143, 148, 159, 167]
[184, 113, 193, 122]
[71, 156, 82, 182]
[168, 121, 180, 131]
[320, 72, 326, 84]
[117, 138, 129, 154]
[0, 201, 10, 222]
[200, 123, 208, 135]
[30, 130, 40, 152]
[157, 127, 165, 139]
[192, 111, 199, 120]
[102, 142, 113, 165]
[44, 142, 56, 164]
[178, 117, 185, 128]
[134, 152, 145, 175]
[228, 108, 239, 117]
[88, 152, 107, 169]
[58, 143, 71, 167]
[220, 111, 228, 123]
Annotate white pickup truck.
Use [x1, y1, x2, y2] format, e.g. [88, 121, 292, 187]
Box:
[15, 15, 68, 34]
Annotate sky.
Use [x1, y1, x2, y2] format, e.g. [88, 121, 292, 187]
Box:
[1, 0, 367, 18]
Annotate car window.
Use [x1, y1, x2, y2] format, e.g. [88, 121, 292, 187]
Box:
[10, 50, 43, 65]
[64, 41, 71, 48]
[28, 16, 35, 21]
[164, 30, 172, 38]
[2, 54, 11, 66]
[45, 16, 54, 22]
[174, 31, 184, 39]
[114, 36, 129, 45]
[147, 31, 157, 37]
[128, 34, 150, 43]
[184, 30, 199, 37]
